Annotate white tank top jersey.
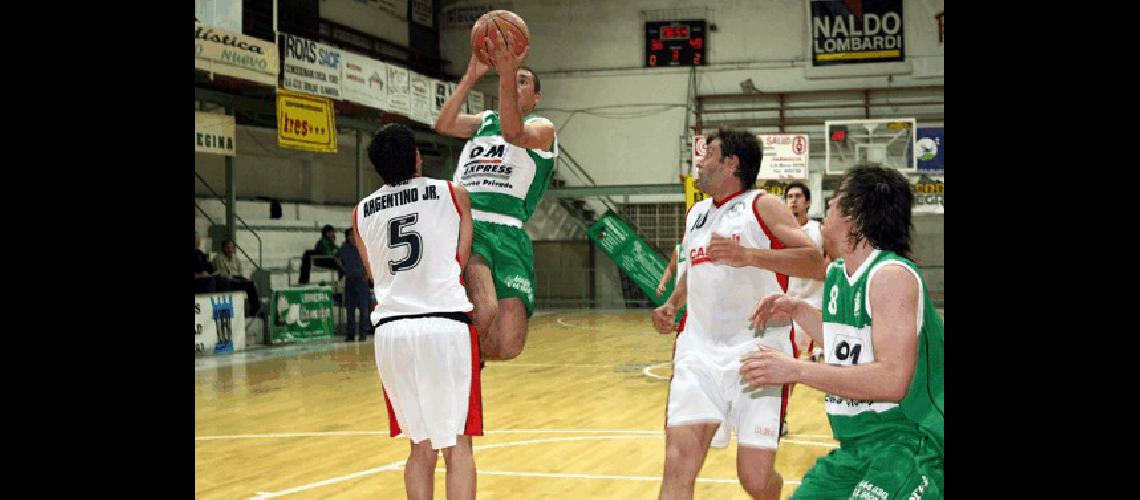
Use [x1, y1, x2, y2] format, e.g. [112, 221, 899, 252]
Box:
[683, 190, 789, 346]
[354, 177, 473, 325]
[787, 219, 824, 309]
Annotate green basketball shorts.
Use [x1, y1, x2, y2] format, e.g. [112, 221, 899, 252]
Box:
[792, 429, 943, 499]
[471, 219, 536, 317]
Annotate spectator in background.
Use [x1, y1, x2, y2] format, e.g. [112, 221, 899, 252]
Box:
[784, 182, 826, 361]
[195, 231, 217, 294]
[299, 224, 342, 284]
[212, 239, 261, 316]
[336, 228, 372, 342]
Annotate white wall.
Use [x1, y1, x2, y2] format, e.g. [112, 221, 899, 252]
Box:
[320, 0, 410, 47]
[440, 0, 944, 187]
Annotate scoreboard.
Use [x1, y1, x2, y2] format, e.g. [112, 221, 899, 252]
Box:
[645, 20, 707, 67]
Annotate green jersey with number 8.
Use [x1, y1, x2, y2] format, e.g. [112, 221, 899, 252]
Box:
[821, 249, 944, 453]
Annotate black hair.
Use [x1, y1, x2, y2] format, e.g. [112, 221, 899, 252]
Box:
[785, 182, 810, 202]
[707, 130, 762, 189]
[322, 224, 335, 235]
[520, 66, 540, 93]
[836, 164, 913, 258]
[367, 123, 418, 185]
[344, 228, 353, 240]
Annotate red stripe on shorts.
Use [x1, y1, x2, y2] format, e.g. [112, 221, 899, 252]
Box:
[383, 387, 401, 437]
[464, 323, 484, 436]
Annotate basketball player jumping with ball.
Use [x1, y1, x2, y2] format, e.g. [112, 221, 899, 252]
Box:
[435, 11, 557, 362]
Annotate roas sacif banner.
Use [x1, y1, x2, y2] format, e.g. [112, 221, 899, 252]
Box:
[279, 33, 343, 99]
[277, 89, 338, 153]
[810, 0, 905, 66]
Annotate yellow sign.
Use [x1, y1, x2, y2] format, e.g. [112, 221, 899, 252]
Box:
[756, 180, 790, 198]
[682, 175, 707, 212]
[914, 183, 944, 194]
[276, 89, 338, 153]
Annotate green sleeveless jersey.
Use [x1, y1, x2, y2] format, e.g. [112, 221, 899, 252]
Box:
[822, 249, 945, 453]
[451, 110, 558, 222]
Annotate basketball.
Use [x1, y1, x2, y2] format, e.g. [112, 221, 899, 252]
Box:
[471, 10, 530, 65]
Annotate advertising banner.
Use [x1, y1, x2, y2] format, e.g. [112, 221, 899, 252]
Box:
[341, 51, 388, 109]
[195, 292, 246, 353]
[587, 211, 671, 307]
[195, 112, 236, 156]
[386, 65, 411, 116]
[810, 0, 905, 66]
[195, 23, 278, 86]
[277, 89, 339, 153]
[280, 33, 343, 98]
[269, 287, 336, 343]
[757, 133, 809, 180]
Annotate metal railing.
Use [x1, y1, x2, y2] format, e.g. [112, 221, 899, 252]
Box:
[555, 144, 619, 215]
[194, 171, 263, 270]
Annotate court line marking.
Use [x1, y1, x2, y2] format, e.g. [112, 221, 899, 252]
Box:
[493, 362, 616, 368]
[555, 316, 582, 329]
[249, 462, 404, 498]
[428, 468, 802, 486]
[248, 433, 821, 498]
[642, 361, 672, 380]
[198, 428, 838, 442]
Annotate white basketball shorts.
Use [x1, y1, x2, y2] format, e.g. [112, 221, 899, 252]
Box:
[374, 316, 482, 450]
[667, 326, 792, 449]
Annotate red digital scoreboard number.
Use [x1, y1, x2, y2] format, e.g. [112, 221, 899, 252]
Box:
[646, 20, 707, 67]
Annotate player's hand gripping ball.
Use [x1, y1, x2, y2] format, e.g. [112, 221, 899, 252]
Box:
[471, 10, 530, 65]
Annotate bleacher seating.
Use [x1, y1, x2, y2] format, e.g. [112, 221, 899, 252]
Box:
[195, 197, 355, 317]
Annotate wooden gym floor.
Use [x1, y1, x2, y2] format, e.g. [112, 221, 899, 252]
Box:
[195, 309, 936, 499]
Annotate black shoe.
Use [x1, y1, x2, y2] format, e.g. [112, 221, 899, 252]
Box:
[480, 360, 485, 371]
[345, 336, 355, 342]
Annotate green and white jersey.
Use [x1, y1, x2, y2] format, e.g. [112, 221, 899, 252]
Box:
[452, 110, 558, 224]
[822, 249, 945, 452]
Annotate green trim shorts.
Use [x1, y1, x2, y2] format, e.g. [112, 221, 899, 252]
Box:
[471, 220, 536, 317]
[792, 430, 942, 499]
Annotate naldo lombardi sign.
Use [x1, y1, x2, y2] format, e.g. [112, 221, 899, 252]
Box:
[810, 0, 905, 66]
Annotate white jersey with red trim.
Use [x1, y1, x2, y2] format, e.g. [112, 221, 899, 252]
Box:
[683, 189, 790, 347]
[354, 177, 473, 324]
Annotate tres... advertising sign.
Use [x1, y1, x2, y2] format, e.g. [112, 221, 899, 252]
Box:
[276, 89, 338, 153]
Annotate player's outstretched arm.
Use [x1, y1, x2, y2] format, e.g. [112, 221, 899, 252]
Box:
[451, 183, 474, 269]
[741, 265, 920, 401]
[434, 53, 489, 138]
[651, 270, 687, 335]
[656, 247, 679, 297]
[708, 194, 826, 279]
[749, 293, 823, 345]
[484, 30, 554, 151]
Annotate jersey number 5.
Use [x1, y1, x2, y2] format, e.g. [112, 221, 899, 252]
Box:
[388, 213, 422, 273]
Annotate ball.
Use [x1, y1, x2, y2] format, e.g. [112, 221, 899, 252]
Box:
[471, 10, 530, 65]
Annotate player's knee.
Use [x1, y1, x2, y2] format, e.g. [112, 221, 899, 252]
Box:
[498, 327, 527, 359]
[410, 441, 438, 460]
[663, 443, 699, 479]
[737, 466, 780, 497]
